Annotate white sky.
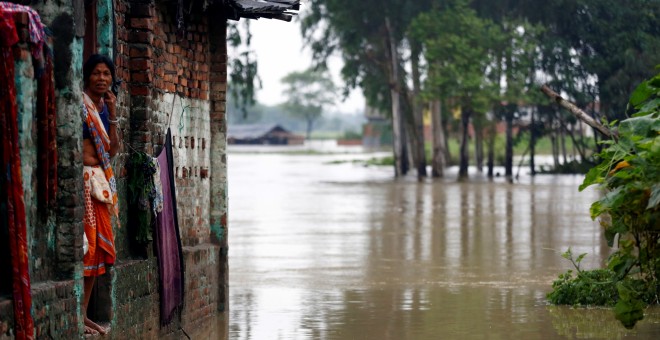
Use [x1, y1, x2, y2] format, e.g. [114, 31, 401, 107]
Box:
[231, 16, 365, 114]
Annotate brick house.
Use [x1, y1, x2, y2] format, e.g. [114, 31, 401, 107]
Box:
[0, 0, 298, 338]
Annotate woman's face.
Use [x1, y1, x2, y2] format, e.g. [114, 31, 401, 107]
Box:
[87, 63, 112, 97]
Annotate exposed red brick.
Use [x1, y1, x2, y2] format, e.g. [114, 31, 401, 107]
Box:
[130, 59, 152, 71]
[129, 31, 153, 44]
[130, 4, 155, 18]
[211, 83, 227, 92]
[130, 85, 150, 96]
[131, 72, 152, 83]
[129, 46, 153, 58]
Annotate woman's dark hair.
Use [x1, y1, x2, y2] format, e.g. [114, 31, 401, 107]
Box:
[83, 54, 116, 87]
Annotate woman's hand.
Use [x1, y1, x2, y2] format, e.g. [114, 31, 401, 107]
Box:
[104, 90, 120, 157]
[104, 90, 117, 119]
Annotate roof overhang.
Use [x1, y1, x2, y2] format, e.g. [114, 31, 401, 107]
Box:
[225, 0, 300, 22]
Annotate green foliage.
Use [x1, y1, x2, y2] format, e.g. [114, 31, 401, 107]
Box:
[409, 1, 499, 110]
[548, 248, 619, 307]
[126, 152, 156, 244]
[365, 156, 394, 167]
[551, 71, 660, 328]
[547, 268, 619, 307]
[614, 282, 646, 329]
[228, 21, 261, 117]
[341, 130, 362, 140]
[280, 67, 337, 139]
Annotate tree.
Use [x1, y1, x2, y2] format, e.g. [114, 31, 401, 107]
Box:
[302, 0, 433, 178]
[280, 68, 337, 139]
[227, 21, 262, 117]
[410, 1, 500, 179]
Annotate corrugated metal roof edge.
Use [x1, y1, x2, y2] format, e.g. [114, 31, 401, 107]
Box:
[226, 0, 300, 22]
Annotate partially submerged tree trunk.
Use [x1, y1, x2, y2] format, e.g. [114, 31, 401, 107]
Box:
[443, 115, 452, 166]
[487, 119, 495, 178]
[306, 119, 313, 140]
[551, 125, 560, 169]
[529, 107, 536, 176]
[504, 110, 513, 181]
[560, 123, 567, 164]
[385, 17, 406, 177]
[459, 107, 471, 178]
[431, 99, 446, 177]
[474, 116, 484, 173]
[410, 43, 427, 179]
[504, 47, 514, 182]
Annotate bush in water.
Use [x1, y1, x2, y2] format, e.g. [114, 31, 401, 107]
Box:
[549, 71, 660, 329]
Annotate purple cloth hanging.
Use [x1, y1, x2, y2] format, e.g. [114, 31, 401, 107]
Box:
[155, 128, 184, 325]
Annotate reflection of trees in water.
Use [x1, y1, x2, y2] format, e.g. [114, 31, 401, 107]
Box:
[229, 290, 255, 340]
[225, 160, 623, 337]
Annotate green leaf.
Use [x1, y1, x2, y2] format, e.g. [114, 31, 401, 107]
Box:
[614, 282, 645, 329]
[651, 119, 660, 133]
[619, 117, 656, 138]
[576, 253, 587, 264]
[632, 98, 660, 117]
[647, 184, 660, 210]
[629, 81, 652, 107]
[590, 201, 603, 220]
[580, 165, 605, 191]
[611, 257, 635, 279]
[614, 299, 645, 329]
[603, 227, 617, 247]
[592, 187, 625, 218]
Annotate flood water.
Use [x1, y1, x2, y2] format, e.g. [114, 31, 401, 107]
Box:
[197, 142, 660, 339]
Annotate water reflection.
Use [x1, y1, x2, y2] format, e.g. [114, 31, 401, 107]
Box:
[195, 148, 660, 339]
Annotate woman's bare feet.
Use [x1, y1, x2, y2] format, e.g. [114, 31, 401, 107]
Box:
[84, 325, 99, 336]
[85, 317, 108, 335]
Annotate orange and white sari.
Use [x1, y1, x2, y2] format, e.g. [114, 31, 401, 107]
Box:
[82, 93, 118, 276]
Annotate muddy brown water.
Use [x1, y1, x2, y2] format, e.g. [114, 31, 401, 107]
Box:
[195, 145, 660, 339]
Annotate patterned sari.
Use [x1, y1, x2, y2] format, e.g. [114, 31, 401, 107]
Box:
[82, 93, 118, 276]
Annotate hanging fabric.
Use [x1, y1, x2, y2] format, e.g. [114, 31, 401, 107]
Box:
[0, 2, 45, 61]
[37, 49, 57, 213]
[155, 128, 185, 325]
[0, 7, 34, 340]
[126, 151, 157, 244]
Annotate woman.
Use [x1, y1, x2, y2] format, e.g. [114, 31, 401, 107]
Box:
[81, 54, 120, 336]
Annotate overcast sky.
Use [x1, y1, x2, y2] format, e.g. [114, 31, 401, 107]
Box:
[231, 16, 364, 114]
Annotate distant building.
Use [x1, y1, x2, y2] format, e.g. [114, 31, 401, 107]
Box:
[228, 124, 305, 145]
[363, 106, 392, 147]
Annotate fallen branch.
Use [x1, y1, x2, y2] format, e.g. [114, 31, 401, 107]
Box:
[540, 84, 616, 139]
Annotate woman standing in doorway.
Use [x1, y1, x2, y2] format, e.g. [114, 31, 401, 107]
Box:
[81, 54, 120, 336]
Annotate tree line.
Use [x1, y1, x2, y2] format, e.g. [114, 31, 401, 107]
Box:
[301, 0, 660, 180]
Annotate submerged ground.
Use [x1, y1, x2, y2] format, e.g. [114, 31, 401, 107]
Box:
[195, 142, 660, 339]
